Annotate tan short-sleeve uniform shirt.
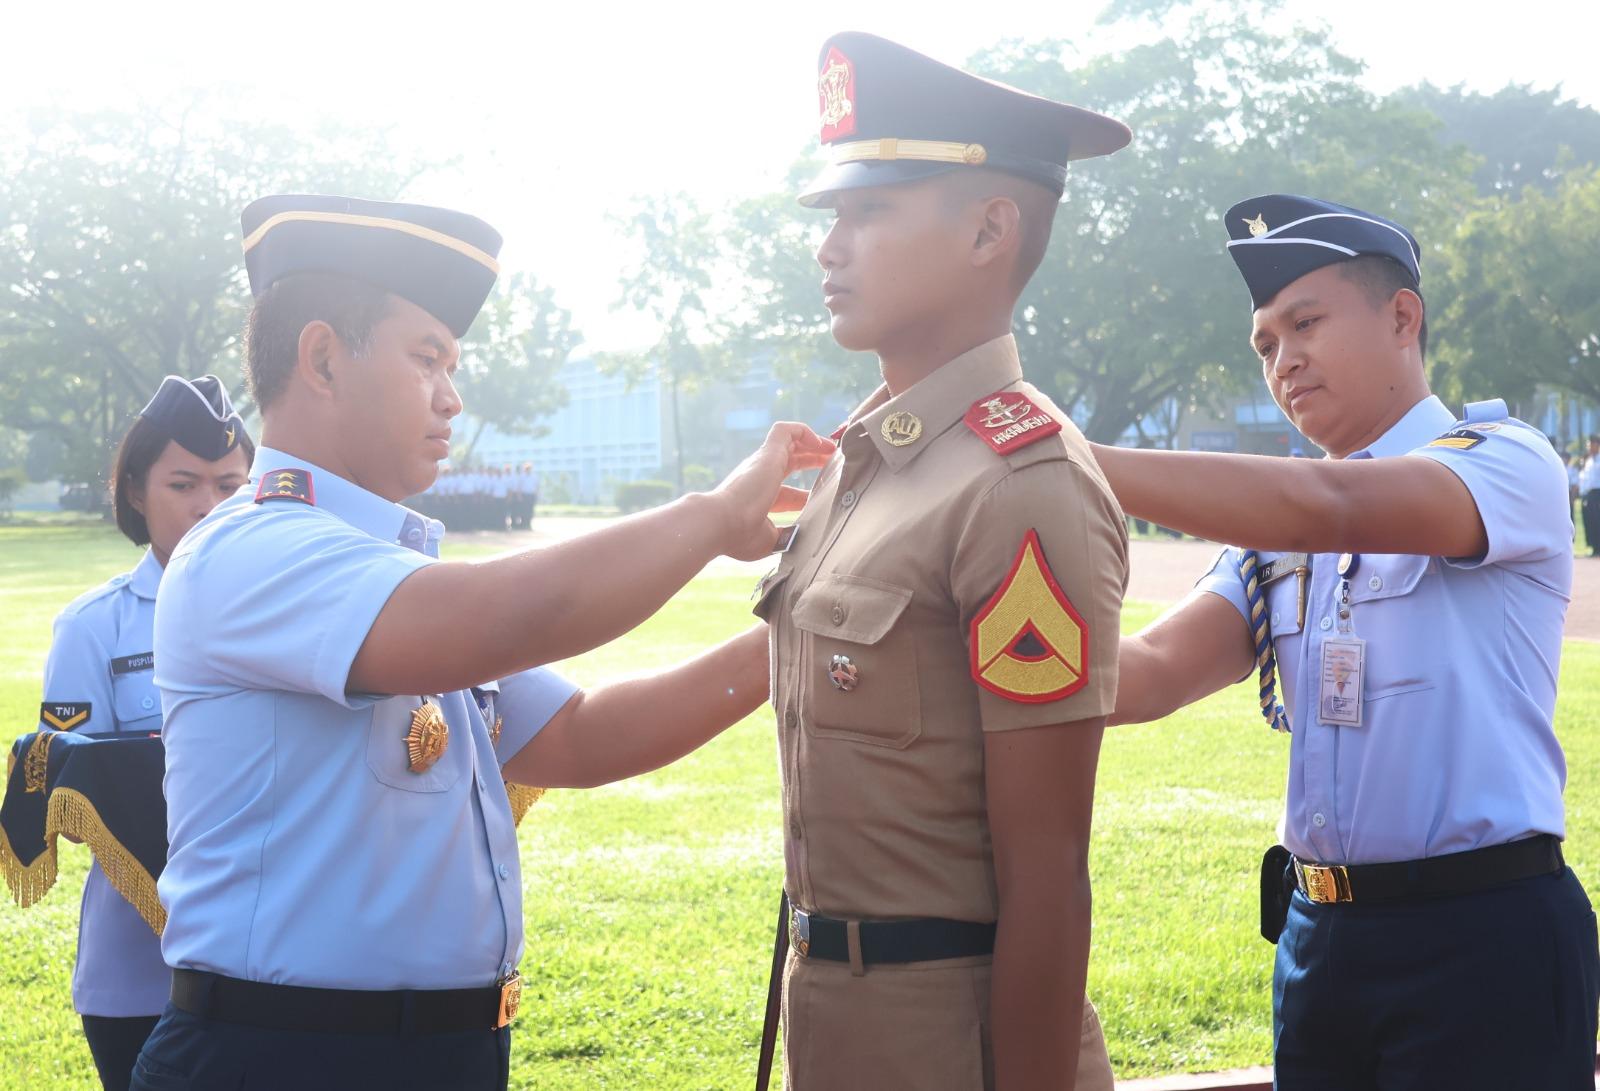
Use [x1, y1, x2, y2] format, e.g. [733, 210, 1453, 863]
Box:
[756, 334, 1128, 923]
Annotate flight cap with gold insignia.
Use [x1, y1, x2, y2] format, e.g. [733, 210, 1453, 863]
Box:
[799, 31, 1132, 208]
[138, 375, 248, 462]
[1224, 194, 1421, 310]
[240, 194, 502, 338]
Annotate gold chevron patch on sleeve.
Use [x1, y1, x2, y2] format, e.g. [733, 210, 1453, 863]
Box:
[969, 530, 1089, 704]
[39, 703, 90, 731]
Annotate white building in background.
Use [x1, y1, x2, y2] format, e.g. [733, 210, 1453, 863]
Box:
[467, 353, 664, 504]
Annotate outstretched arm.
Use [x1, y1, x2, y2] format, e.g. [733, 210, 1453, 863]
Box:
[502, 623, 769, 789]
[1111, 589, 1255, 726]
[350, 425, 829, 695]
[1090, 445, 1486, 558]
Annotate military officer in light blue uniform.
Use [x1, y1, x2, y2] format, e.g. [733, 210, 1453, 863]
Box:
[1095, 195, 1598, 1089]
[131, 195, 831, 1091]
[42, 373, 253, 1091]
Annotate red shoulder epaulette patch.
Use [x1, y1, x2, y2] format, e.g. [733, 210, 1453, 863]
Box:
[969, 530, 1089, 703]
[964, 390, 1062, 455]
[255, 468, 315, 506]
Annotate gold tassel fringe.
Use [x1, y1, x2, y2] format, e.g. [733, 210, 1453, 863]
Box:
[507, 783, 546, 827]
[45, 788, 166, 936]
[0, 821, 59, 909]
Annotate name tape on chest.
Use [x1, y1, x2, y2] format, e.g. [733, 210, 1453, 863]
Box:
[963, 391, 1062, 456]
[111, 652, 154, 676]
[39, 702, 91, 731]
[255, 467, 316, 505]
[969, 530, 1089, 703]
[1427, 428, 1486, 452]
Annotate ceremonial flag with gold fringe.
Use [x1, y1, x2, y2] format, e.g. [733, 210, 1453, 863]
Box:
[1, 730, 167, 935]
[3, 730, 550, 939]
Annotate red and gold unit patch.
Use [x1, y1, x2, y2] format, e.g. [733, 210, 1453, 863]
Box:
[818, 46, 857, 142]
[969, 530, 1089, 703]
[254, 468, 315, 506]
[964, 391, 1062, 456]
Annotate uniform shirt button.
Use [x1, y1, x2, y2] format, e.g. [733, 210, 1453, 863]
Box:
[141, 696, 155, 710]
[784, 709, 797, 729]
[477, 776, 487, 792]
[1271, 611, 1280, 626]
[790, 819, 803, 840]
[1368, 575, 1383, 591]
[1319, 617, 1333, 631]
[1311, 812, 1327, 828]
[831, 606, 845, 625]
[498, 863, 510, 880]
[840, 490, 856, 508]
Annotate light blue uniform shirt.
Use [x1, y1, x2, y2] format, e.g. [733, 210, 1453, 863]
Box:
[1198, 396, 1572, 865]
[42, 549, 171, 1016]
[154, 447, 576, 989]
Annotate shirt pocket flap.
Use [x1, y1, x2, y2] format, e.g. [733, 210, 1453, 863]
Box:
[751, 568, 792, 623]
[791, 575, 913, 644]
[1347, 554, 1431, 604]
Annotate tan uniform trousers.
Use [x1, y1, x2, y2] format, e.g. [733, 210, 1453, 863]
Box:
[781, 949, 1113, 1091]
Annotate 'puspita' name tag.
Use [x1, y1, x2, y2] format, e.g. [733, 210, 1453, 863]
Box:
[1319, 637, 1365, 726]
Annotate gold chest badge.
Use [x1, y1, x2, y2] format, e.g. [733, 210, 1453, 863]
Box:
[406, 699, 449, 773]
[880, 412, 923, 447]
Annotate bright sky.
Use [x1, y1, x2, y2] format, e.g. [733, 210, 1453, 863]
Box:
[6, 0, 1599, 348]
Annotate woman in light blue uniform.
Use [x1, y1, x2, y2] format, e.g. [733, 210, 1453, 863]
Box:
[41, 374, 252, 1091]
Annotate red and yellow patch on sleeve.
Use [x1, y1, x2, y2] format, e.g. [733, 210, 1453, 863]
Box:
[254, 468, 315, 506]
[969, 529, 1089, 703]
[963, 390, 1062, 455]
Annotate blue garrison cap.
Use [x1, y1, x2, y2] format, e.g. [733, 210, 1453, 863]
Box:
[241, 195, 502, 338]
[800, 32, 1131, 208]
[1224, 194, 1421, 310]
[139, 375, 247, 462]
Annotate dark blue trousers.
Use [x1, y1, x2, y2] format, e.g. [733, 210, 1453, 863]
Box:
[128, 1004, 510, 1090]
[1274, 866, 1600, 1090]
[83, 1014, 160, 1091]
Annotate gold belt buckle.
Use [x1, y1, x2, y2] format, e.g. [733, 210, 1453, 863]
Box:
[1296, 860, 1353, 904]
[496, 970, 522, 1029]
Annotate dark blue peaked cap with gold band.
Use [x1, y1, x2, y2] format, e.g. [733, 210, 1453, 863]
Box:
[139, 375, 246, 462]
[799, 32, 1132, 208]
[1224, 194, 1422, 310]
[240, 195, 503, 338]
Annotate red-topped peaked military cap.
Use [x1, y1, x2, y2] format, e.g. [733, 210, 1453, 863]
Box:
[799, 32, 1131, 207]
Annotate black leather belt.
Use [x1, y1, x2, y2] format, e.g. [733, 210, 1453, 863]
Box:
[789, 908, 996, 965]
[1293, 834, 1564, 905]
[170, 968, 521, 1034]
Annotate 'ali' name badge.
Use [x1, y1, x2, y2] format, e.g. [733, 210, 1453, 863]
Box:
[1318, 638, 1366, 726]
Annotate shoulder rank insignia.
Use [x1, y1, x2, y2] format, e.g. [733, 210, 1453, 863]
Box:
[39, 702, 90, 731]
[255, 468, 315, 505]
[969, 530, 1089, 703]
[407, 699, 449, 773]
[1426, 428, 1486, 452]
[964, 391, 1062, 456]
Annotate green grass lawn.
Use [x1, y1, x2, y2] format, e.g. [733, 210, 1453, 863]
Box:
[1, 524, 1597, 1087]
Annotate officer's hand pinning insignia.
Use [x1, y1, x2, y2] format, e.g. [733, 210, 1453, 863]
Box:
[254, 468, 316, 505]
[969, 530, 1088, 703]
[39, 702, 91, 731]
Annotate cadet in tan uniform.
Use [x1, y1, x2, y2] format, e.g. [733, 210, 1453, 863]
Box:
[755, 32, 1132, 1090]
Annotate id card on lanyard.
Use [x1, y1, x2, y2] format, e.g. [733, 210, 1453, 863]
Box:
[1319, 553, 1366, 727]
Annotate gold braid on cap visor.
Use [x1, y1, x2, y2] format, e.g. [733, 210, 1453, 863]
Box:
[831, 139, 989, 166]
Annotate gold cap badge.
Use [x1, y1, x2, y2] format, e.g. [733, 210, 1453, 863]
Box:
[1245, 213, 1268, 238]
[880, 412, 923, 447]
[406, 700, 449, 773]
